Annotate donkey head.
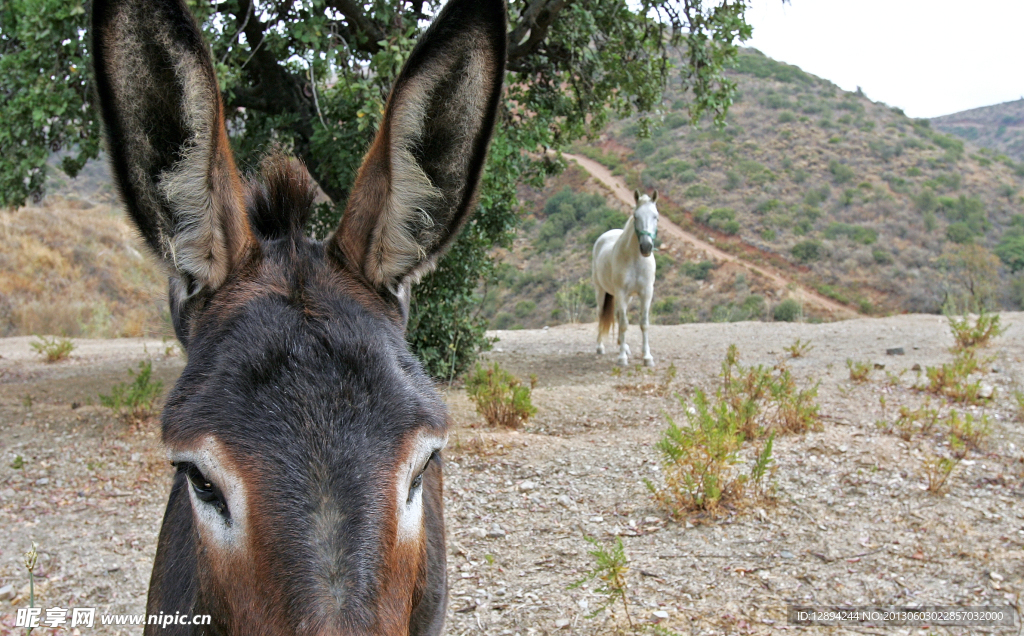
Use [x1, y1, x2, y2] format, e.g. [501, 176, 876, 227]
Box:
[92, 0, 505, 633]
[632, 189, 659, 257]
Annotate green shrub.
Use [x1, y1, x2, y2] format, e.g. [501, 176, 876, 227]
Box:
[846, 359, 871, 382]
[652, 296, 679, 315]
[947, 310, 1005, 352]
[555, 278, 595, 324]
[99, 360, 164, 424]
[492, 312, 514, 330]
[685, 183, 714, 198]
[946, 222, 974, 244]
[514, 300, 536, 319]
[30, 336, 74, 363]
[465, 362, 537, 428]
[828, 159, 855, 184]
[777, 111, 796, 124]
[697, 207, 739, 234]
[790, 240, 823, 263]
[773, 299, 801, 322]
[804, 185, 830, 206]
[681, 260, 717, 280]
[872, 249, 893, 265]
[537, 188, 623, 252]
[921, 350, 989, 405]
[824, 222, 877, 245]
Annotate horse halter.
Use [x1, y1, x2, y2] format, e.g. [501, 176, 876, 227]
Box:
[635, 226, 657, 242]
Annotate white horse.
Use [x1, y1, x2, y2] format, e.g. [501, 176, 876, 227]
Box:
[593, 189, 659, 367]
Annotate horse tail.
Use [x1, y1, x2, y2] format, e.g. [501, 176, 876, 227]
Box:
[598, 292, 615, 341]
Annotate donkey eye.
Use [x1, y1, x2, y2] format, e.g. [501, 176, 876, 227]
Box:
[407, 450, 439, 502]
[175, 462, 229, 517]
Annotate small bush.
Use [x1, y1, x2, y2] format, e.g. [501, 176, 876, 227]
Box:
[514, 300, 536, 319]
[947, 310, 1005, 352]
[465, 362, 537, 428]
[921, 447, 960, 494]
[555, 278, 593, 324]
[791, 240, 823, 263]
[647, 389, 749, 514]
[99, 360, 164, 424]
[920, 350, 990, 405]
[846, 359, 871, 383]
[569, 536, 634, 628]
[783, 338, 813, 358]
[773, 299, 801, 322]
[681, 260, 717, 280]
[829, 159, 855, 184]
[30, 336, 75, 363]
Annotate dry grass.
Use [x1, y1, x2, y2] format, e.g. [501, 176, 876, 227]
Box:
[0, 198, 168, 338]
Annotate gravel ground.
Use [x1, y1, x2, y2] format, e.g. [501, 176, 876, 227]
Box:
[1, 315, 1022, 635]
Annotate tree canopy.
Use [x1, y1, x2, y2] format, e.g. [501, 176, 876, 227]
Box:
[1, 0, 753, 376]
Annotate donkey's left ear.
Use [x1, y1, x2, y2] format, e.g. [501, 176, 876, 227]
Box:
[652, 190, 658, 203]
[333, 0, 507, 290]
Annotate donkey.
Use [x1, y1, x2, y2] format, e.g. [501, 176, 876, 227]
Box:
[593, 190, 659, 367]
[91, 0, 505, 633]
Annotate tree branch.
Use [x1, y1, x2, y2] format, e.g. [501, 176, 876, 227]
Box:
[508, 0, 567, 63]
[325, 0, 384, 54]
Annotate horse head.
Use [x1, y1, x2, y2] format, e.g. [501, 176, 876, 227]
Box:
[633, 189, 659, 258]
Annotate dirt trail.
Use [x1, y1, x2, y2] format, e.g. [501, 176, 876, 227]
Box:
[563, 153, 857, 318]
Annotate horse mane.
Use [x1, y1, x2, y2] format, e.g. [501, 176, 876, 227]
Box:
[245, 153, 318, 241]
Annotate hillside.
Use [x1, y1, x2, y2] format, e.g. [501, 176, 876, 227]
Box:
[481, 49, 1024, 331]
[932, 98, 1024, 162]
[0, 158, 167, 339]
[580, 48, 1024, 317]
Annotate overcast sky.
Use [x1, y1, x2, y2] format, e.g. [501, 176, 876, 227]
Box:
[743, 0, 1024, 119]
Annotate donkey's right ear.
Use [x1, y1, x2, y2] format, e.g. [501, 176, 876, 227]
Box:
[93, 0, 252, 301]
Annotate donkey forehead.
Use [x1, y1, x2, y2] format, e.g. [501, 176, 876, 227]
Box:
[163, 250, 448, 459]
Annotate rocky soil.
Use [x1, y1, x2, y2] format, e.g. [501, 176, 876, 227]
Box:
[1, 315, 1022, 635]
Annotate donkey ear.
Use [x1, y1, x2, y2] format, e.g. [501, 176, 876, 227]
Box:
[634, 190, 641, 204]
[93, 0, 252, 299]
[334, 0, 507, 290]
[651, 190, 658, 203]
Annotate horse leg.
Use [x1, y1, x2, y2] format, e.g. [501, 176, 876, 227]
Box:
[640, 286, 654, 367]
[595, 289, 607, 355]
[616, 296, 630, 366]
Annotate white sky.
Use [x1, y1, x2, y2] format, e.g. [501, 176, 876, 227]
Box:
[743, 0, 1024, 119]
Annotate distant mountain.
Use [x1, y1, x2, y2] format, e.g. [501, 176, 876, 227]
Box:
[931, 99, 1024, 163]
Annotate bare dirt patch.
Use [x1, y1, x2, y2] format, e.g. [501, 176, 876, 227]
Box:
[2, 316, 1023, 635]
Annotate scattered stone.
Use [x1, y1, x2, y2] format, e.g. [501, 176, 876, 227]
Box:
[873, 362, 885, 370]
[886, 347, 905, 355]
[979, 384, 994, 399]
[554, 618, 570, 629]
[0, 584, 13, 601]
[469, 527, 487, 539]
[35, 477, 49, 486]
[649, 610, 670, 623]
[557, 495, 572, 507]
[518, 480, 537, 492]
[990, 571, 1004, 582]
[486, 524, 507, 539]
[911, 363, 922, 371]
[779, 551, 796, 559]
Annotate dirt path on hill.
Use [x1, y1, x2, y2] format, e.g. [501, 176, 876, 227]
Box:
[563, 153, 857, 318]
